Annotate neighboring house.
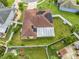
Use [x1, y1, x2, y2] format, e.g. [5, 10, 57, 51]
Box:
[57, 41, 79, 59]
[21, 9, 55, 39]
[57, 0, 79, 13]
[0, 8, 15, 38]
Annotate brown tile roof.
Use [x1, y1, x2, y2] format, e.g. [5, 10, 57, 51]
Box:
[58, 48, 67, 57]
[22, 18, 36, 37]
[22, 9, 53, 37]
[30, 15, 53, 27]
[24, 9, 53, 27]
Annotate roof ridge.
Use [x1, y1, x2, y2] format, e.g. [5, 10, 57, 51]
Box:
[40, 15, 53, 27]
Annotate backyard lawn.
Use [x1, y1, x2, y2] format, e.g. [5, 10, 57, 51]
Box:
[48, 34, 78, 59]
[7, 0, 14, 7]
[24, 47, 47, 59]
[7, 47, 47, 59]
[3, 0, 78, 47]
[38, 0, 79, 25]
[8, 17, 71, 46]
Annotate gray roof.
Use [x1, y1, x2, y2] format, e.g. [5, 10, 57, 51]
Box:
[0, 8, 15, 33]
[0, 8, 11, 22]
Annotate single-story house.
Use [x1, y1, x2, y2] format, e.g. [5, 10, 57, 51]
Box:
[57, 48, 67, 57]
[21, 9, 55, 39]
[57, 0, 79, 13]
[57, 41, 79, 59]
[0, 8, 16, 38]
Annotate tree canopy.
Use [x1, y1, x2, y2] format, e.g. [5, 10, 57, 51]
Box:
[0, 0, 8, 6]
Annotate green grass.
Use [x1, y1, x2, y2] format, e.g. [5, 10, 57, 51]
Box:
[50, 36, 77, 50]
[7, 0, 14, 7]
[2, 1, 79, 58]
[48, 46, 60, 59]
[48, 35, 78, 59]
[77, 0, 79, 3]
[38, 1, 79, 25]
[24, 47, 47, 59]
[8, 17, 71, 46]
[7, 0, 78, 46]
[8, 47, 47, 59]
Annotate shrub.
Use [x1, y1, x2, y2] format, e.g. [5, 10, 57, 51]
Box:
[0, 46, 6, 57]
[70, 24, 79, 33]
[1, 53, 18, 59]
[63, 36, 76, 45]
[19, 2, 24, 12]
[0, 0, 8, 6]
[76, 11, 79, 15]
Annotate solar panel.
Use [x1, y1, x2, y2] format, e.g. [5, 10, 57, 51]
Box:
[37, 27, 55, 37]
[44, 13, 53, 23]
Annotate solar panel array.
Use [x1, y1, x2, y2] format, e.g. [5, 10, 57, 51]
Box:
[45, 13, 53, 23]
[37, 27, 55, 37]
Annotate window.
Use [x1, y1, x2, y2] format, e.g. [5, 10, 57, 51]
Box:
[32, 25, 37, 32]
